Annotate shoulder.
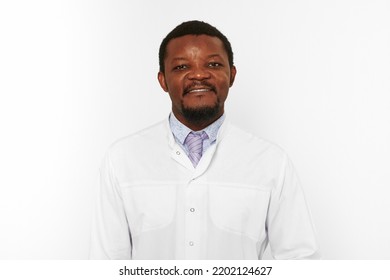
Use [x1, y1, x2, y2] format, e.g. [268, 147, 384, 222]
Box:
[106, 119, 169, 158]
[223, 122, 289, 162]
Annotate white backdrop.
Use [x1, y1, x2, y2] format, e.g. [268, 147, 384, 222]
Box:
[1, 0, 389, 259]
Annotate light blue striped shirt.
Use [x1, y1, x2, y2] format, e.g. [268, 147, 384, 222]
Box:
[169, 112, 225, 156]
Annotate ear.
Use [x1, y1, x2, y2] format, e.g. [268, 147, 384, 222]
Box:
[229, 66, 237, 87]
[157, 72, 169, 92]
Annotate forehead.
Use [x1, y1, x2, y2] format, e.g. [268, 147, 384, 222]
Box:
[165, 34, 227, 59]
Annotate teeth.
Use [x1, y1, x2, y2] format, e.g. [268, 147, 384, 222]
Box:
[189, 88, 210, 93]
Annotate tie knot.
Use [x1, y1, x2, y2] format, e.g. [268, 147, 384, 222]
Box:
[186, 131, 208, 142]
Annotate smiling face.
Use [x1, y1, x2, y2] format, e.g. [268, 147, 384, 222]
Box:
[158, 34, 236, 130]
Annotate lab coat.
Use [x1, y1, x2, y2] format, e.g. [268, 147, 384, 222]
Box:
[90, 118, 320, 259]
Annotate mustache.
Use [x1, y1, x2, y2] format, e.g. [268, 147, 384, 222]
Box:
[183, 81, 216, 96]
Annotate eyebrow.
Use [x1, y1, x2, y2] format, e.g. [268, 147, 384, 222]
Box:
[171, 54, 223, 61]
[171, 57, 188, 62]
[207, 54, 223, 59]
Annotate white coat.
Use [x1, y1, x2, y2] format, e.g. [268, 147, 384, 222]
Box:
[90, 118, 320, 259]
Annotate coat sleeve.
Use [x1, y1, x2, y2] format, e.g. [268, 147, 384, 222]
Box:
[89, 152, 132, 259]
[266, 154, 320, 259]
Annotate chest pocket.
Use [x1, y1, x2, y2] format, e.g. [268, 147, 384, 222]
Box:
[121, 184, 176, 236]
[209, 184, 270, 240]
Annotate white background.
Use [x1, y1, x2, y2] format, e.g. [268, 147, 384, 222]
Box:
[0, 0, 389, 259]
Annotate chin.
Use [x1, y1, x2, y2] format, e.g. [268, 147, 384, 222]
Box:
[181, 104, 220, 124]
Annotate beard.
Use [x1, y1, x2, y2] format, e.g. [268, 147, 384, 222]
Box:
[181, 98, 221, 126]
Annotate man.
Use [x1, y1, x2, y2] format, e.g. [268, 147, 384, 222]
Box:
[90, 20, 320, 259]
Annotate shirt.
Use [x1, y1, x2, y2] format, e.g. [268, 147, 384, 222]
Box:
[169, 112, 225, 157]
[90, 116, 320, 259]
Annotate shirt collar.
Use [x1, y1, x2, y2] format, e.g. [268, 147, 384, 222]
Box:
[169, 112, 225, 145]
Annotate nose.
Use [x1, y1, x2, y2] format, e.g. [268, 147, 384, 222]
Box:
[187, 66, 211, 80]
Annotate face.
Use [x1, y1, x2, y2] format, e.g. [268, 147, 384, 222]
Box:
[158, 35, 236, 129]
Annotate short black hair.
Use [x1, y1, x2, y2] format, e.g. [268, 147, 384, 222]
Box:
[158, 20, 234, 73]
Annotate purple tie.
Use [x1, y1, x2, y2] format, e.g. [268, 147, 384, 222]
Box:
[184, 131, 209, 167]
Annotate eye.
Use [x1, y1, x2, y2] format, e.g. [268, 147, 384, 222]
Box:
[208, 62, 222, 68]
[173, 64, 188, 71]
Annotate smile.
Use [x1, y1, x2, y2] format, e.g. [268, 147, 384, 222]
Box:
[189, 88, 212, 93]
[185, 87, 216, 96]
[183, 82, 217, 96]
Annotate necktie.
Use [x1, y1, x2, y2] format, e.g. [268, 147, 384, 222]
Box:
[184, 131, 209, 167]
